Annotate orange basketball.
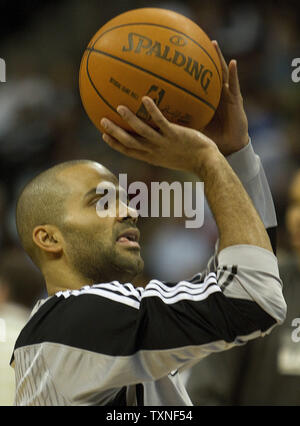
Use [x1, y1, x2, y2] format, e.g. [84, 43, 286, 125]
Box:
[79, 8, 222, 133]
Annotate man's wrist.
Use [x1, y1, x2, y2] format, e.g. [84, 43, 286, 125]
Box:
[222, 133, 250, 157]
[191, 146, 224, 180]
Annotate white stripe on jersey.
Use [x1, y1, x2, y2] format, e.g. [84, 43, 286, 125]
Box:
[148, 273, 217, 294]
[56, 282, 142, 309]
[76, 287, 141, 310]
[142, 282, 221, 304]
[92, 282, 141, 300]
[55, 273, 221, 309]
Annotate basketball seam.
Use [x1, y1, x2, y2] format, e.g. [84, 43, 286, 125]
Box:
[86, 47, 217, 112]
[86, 48, 118, 116]
[90, 21, 222, 84]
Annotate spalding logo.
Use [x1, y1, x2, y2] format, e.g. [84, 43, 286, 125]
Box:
[169, 35, 187, 47]
[122, 32, 213, 93]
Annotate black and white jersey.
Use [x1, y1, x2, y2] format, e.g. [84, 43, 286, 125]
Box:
[11, 142, 286, 406]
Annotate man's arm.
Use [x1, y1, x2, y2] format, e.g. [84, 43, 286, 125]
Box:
[205, 139, 277, 276]
[101, 96, 272, 254]
[184, 141, 278, 405]
[197, 41, 275, 252]
[192, 143, 272, 253]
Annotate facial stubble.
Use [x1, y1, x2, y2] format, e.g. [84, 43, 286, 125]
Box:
[62, 226, 144, 284]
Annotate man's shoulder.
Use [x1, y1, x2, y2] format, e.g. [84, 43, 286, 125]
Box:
[32, 282, 144, 314]
[12, 281, 146, 361]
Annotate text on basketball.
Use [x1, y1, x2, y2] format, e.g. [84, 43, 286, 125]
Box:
[122, 32, 213, 93]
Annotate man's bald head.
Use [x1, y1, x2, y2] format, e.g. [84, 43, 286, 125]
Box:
[16, 159, 97, 266]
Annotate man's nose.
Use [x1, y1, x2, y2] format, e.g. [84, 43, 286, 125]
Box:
[117, 202, 139, 224]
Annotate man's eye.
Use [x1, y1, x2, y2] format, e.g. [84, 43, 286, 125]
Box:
[93, 197, 112, 210]
[90, 197, 99, 204]
[90, 197, 104, 207]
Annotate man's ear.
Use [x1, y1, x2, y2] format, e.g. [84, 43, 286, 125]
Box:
[32, 225, 63, 255]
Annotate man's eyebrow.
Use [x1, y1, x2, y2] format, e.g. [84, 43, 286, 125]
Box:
[83, 187, 97, 199]
[83, 182, 126, 199]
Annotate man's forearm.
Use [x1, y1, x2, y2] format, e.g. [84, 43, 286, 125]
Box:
[194, 148, 273, 253]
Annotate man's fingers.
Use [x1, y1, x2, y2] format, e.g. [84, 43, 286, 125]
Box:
[102, 133, 151, 161]
[212, 41, 243, 100]
[116, 105, 160, 141]
[212, 40, 229, 85]
[228, 60, 242, 98]
[141, 97, 172, 135]
[101, 118, 153, 152]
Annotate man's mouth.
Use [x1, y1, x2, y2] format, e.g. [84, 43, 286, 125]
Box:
[116, 229, 140, 249]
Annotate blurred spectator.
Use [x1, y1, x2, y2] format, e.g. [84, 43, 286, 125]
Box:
[0, 249, 45, 405]
[185, 170, 300, 406]
[215, 2, 264, 57]
[245, 92, 298, 220]
[0, 76, 75, 188]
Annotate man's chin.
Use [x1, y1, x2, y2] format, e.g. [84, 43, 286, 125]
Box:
[112, 250, 144, 282]
[115, 242, 142, 259]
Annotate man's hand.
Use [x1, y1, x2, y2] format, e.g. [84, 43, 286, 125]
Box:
[203, 41, 249, 156]
[101, 41, 248, 163]
[101, 96, 272, 253]
[101, 97, 219, 174]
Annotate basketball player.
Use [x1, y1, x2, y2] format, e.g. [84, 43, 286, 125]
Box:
[11, 43, 286, 405]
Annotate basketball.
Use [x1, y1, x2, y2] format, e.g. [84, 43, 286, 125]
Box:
[79, 8, 222, 133]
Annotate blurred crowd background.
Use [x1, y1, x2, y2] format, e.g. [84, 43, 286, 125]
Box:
[0, 0, 300, 406]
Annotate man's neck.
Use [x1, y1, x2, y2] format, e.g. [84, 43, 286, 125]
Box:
[44, 267, 93, 296]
